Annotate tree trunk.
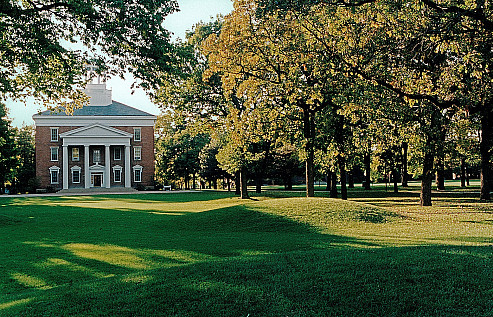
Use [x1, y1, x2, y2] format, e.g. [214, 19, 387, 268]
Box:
[192, 174, 196, 190]
[480, 108, 492, 200]
[392, 169, 398, 193]
[330, 171, 338, 198]
[436, 158, 445, 190]
[235, 171, 241, 195]
[326, 172, 331, 192]
[285, 175, 293, 190]
[227, 176, 231, 192]
[460, 157, 466, 188]
[338, 156, 347, 200]
[240, 167, 249, 199]
[348, 169, 355, 189]
[303, 108, 315, 197]
[401, 142, 409, 187]
[306, 153, 315, 197]
[436, 129, 446, 191]
[421, 151, 434, 206]
[255, 175, 262, 193]
[364, 152, 371, 190]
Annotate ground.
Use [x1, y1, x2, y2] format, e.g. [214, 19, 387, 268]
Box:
[0, 181, 492, 316]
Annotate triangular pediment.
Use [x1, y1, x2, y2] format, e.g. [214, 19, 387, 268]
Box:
[60, 124, 132, 138]
[89, 164, 106, 171]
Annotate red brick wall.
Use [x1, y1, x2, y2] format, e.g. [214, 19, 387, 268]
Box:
[35, 125, 155, 189]
[112, 126, 155, 187]
[35, 126, 75, 189]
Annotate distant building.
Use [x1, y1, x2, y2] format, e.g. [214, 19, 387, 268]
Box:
[33, 69, 156, 191]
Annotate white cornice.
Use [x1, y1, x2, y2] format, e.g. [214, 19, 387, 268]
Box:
[60, 123, 133, 138]
[32, 116, 156, 127]
[62, 137, 131, 147]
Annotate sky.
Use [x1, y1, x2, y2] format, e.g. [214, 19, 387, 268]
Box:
[7, 0, 234, 127]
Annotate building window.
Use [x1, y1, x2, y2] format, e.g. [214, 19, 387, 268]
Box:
[113, 166, 122, 183]
[49, 166, 60, 184]
[72, 168, 81, 183]
[50, 147, 58, 161]
[72, 147, 80, 161]
[51, 170, 59, 184]
[133, 165, 143, 183]
[50, 128, 58, 142]
[134, 147, 142, 161]
[134, 128, 141, 142]
[134, 169, 142, 182]
[93, 149, 101, 163]
[114, 147, 121, 160]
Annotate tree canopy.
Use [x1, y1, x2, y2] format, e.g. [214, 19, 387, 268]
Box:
[1, 0, 179, 108]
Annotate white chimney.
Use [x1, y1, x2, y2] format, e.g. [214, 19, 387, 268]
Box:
[83, 65, 112, 106]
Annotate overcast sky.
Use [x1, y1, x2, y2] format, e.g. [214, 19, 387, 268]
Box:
[7, 0, 234, 127]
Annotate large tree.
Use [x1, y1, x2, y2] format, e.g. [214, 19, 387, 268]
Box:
[203, 0, 354, 198]
[1, 0, 179, 108]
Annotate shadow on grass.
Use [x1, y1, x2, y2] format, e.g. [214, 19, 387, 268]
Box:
[3, 245, 493, 316]
[1, 192, 492, 316]
[0, 202, 380, 306]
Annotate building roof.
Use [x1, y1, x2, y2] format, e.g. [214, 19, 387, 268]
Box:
[35, 101, 155, 117]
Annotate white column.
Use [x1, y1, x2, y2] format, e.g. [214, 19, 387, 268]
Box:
[84, 145, 90, 188]
[62, 145, 69, 190]
[105, 145, 111, 188]
[125, 145, 131, 188]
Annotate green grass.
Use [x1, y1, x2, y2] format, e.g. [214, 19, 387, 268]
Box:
[0, 185, 492, 316]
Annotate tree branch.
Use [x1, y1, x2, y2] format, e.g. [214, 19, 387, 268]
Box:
[27, 1, 73, 13]
[421, 0, 493, 31]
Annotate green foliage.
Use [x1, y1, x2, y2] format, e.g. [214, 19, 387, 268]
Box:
[270, 143, 304, 189]
[155, 113, 210, 188]
[151, 0, 492, 202]
[12, 125, 37, 193]
[199, 141, 225, 186]
[1, 0, 179, 107]
[0, 103, 17, 191]
[154, 19, 228, 119]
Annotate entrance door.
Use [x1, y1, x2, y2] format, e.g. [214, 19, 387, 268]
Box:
[92, 174, 103, 187]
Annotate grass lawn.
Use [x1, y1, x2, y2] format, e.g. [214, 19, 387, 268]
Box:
[0, 183, 492, 316]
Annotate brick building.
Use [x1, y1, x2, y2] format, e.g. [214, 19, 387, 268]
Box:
[33, 73, 156, 191]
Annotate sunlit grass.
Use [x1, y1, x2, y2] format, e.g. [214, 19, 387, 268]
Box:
[8, 192, 245, 214]
[0, 184, 492, 316]
[10, 273, 53, 290]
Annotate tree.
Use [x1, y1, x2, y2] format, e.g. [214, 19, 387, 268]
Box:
[12, 124, 37, 193]
[1, 0, 179, 108]
[203, 0, 354, 198]
[155, 20, 228, 120]
[155, 113, 209, 190]
[0, 103, 17, 192]
[154, 20, 233, 192]
[271, 143, 303, 190]
[215, 97, 282, 199]
[199, 141, 224, 189]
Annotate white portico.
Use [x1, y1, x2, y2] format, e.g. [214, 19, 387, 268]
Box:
[59, 124, 133, 189]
